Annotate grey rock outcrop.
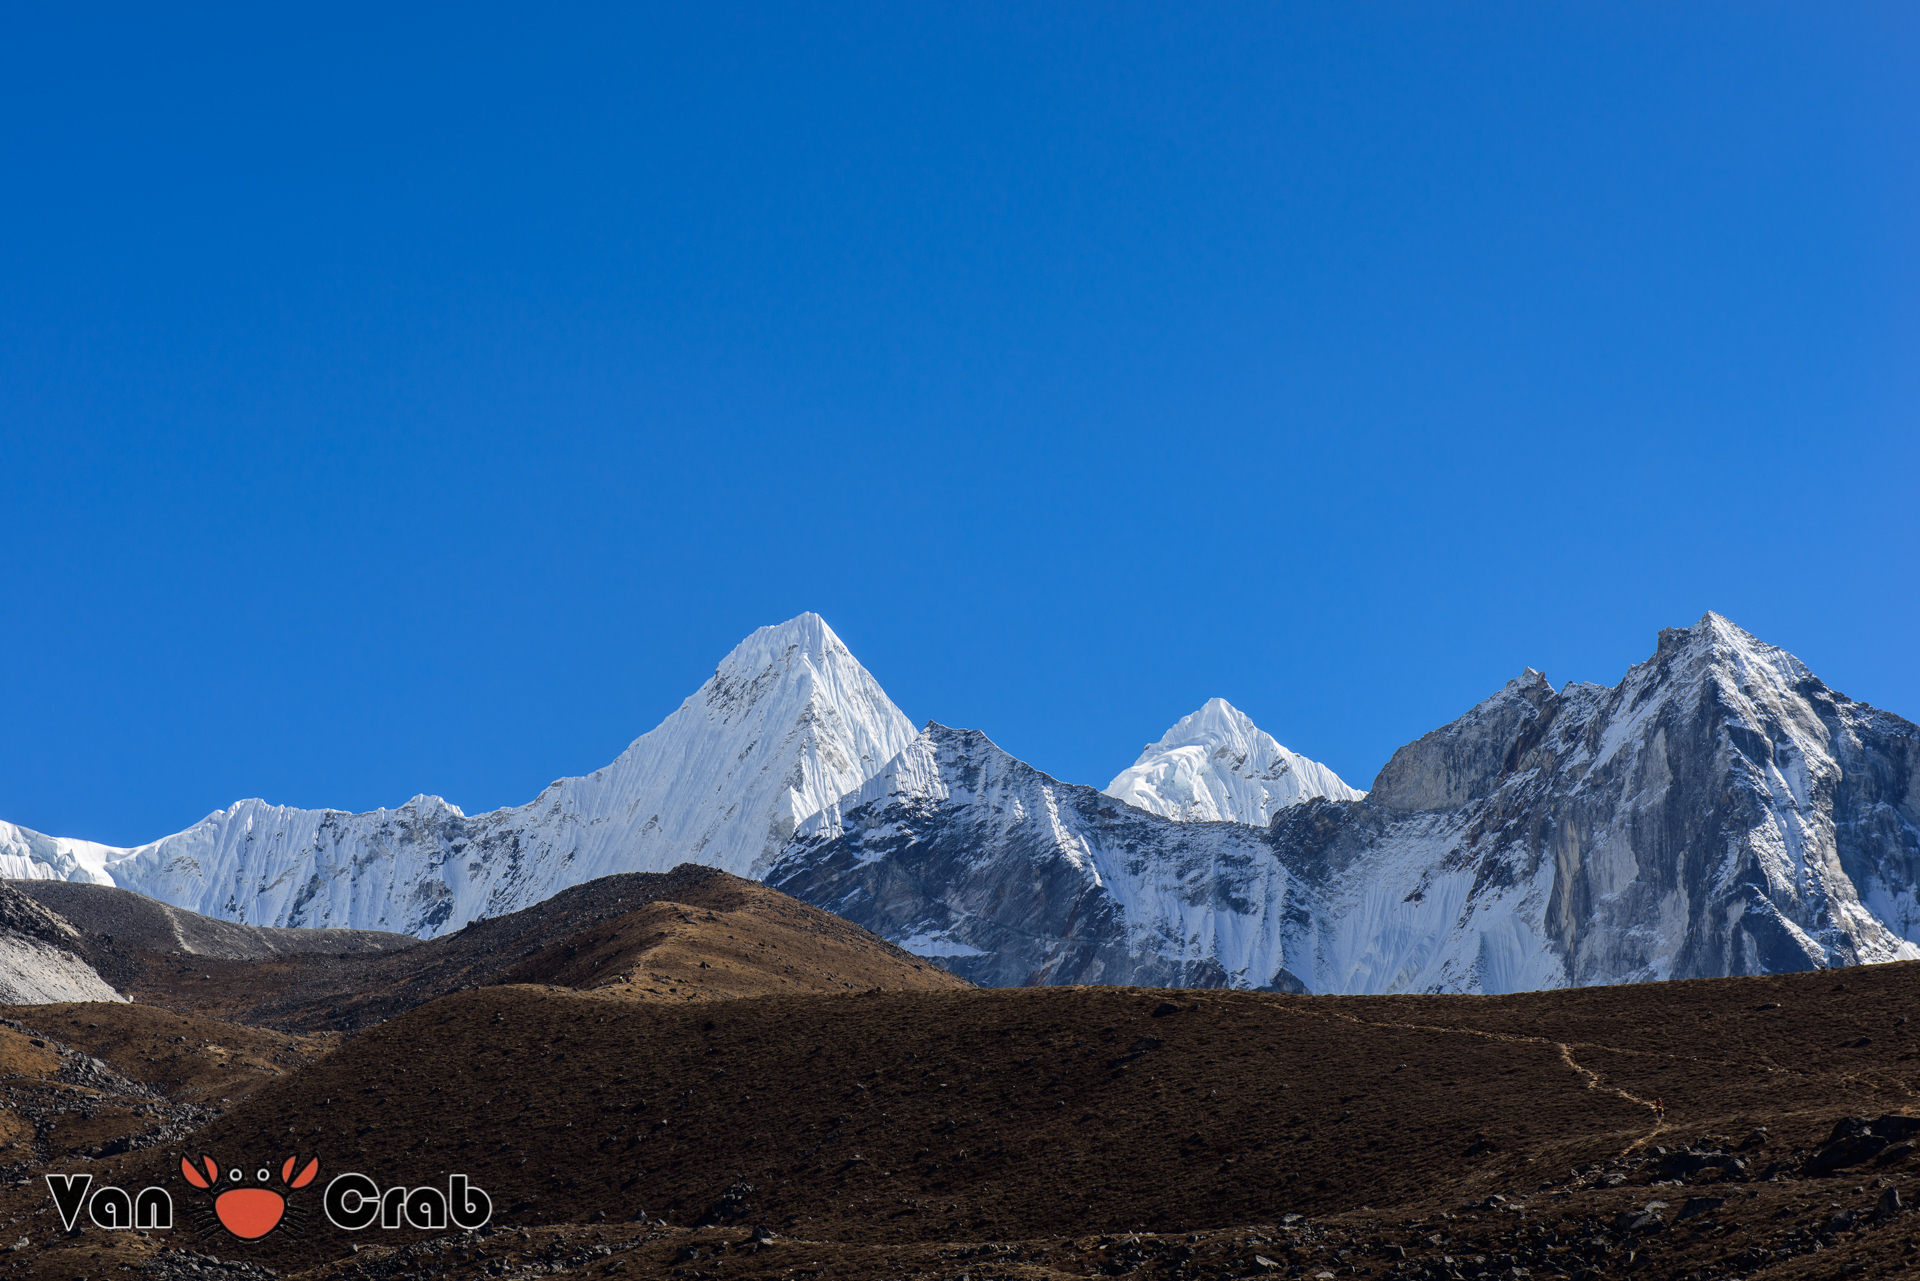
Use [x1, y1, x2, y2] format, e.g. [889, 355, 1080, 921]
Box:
[0, 881, 127, 1004]
[1368, 668, 1557, 812]
[767, 725, 1285, 989]
[771, 614, 1920, 994]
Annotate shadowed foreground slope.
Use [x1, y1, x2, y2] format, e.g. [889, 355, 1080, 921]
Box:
[0, 1001, 338, 1185]
[16, 958, 1920, 1280]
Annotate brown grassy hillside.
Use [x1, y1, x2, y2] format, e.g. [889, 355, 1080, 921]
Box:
[11, 959, 1920, 1279]
[86, 866, 967, 1030]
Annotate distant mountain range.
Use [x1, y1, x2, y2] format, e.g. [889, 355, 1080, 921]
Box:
[6, 611, 1916, 996]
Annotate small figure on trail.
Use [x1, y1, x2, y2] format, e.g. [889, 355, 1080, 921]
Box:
[1652, 1097, 1666, 1120]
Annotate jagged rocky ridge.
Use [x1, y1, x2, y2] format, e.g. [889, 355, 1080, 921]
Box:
[6, 610, 1916, 998]
[1105, 696, 1365, 823]
[0, 615, 915, 937]
[769, 724, 1295, 988]
[769, 614, 1920, 993]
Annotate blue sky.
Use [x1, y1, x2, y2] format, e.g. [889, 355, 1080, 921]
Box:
[3, 3, 1915, 846]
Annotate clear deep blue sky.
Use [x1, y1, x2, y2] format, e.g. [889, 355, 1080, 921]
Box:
[3, 4, 1915, 846]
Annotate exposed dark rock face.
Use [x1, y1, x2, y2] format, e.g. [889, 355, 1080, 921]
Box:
[1369, 668, 1559, 814]
[0, 879, 89, 952]
[1365, 613, 1920, 986]
[771, 614, 1920, 994]
[766, 725, 1286, 990]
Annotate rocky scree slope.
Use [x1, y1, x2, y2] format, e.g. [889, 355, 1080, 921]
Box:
[0, 1000, 336, 1183]
[0, 614, 915, 937]
[0, 881, 126, 1005]
[772, 614, 1920, 994]
[13, 880, 412, 960]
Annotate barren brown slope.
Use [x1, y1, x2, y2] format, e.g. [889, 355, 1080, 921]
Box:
[11, 879, 413, 961]
[44, 957, 1920, 1280]
[490, 895, 969, 1001]
[59, 865, 966, 1031]
[0, 1001, 337, 1178]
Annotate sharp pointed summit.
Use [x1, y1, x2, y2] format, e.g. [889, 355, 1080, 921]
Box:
[8, 610, 1916, 999]
[1104, 697, 1364, 825]
[772, 615, 1920, 994]
[0, 614, 917, 937]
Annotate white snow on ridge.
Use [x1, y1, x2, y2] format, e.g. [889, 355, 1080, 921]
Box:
[1105, 697, 1364, 825]
[772, 612, 1920, 997]
[7, 614, 918, 937]
[15, 606, 1916, 1005]
[0, 821, 120, 885]
[780, 723, 1566, 996]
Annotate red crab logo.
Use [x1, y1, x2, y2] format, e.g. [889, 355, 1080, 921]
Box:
[179, 1155, 320, 1240]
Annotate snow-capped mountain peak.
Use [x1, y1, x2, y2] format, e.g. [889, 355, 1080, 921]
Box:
[1104, 697, 1364, 825]
[773, 614, 1920, 995]
[11, 608, 1916, 1003]
[0, 613, 918, 937]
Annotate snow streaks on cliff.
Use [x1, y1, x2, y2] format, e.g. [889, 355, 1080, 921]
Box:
[6, 610, 1916, 1000]
[774, 615, 1920, 995]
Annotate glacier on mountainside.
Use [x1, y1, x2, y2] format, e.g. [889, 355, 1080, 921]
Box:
[1105, 697, 1364, 824]
[0, 614, 916, 937]
[769, 614, 1920, 994]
